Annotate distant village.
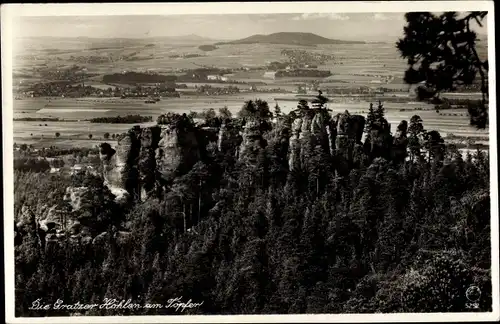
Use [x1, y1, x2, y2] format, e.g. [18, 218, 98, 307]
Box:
[15, 46, 409, 101]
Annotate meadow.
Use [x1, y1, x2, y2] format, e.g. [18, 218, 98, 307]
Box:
[13, 95, 489, 149]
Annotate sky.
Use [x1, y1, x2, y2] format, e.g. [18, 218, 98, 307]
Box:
[14, 12, 488, 42]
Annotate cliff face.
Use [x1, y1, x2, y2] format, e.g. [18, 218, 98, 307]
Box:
[335, 111, 365, 143]
[138, 126, 161, 200]
[99, 138, 133, 204]
[156, 124, 200, 182]
[216, 121, 243, 160]
[392, 120, 409, 163]
[63, 186, 91, 211]
[335, 111, 366, 166]
[96, 109, 403, 201]
[298, 113, 315, 168]
[366, 118, 392, 160]
[288, 117, 303, 171]
[16, 197, 87, 246]
[239, 119, 267, 162]
[100, 123, 200, 202]
[287, 110, 337, 171]
[217, 122, 228, 152]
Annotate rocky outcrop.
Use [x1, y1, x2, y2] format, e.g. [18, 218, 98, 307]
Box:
[63, 186, 91, 211]
[16, 202, 85, 245]
[363, 115, 392, 160]
[288, 117, 303, 171]
[335, 111, 366, 165]
[92, 230, 131, 246]
[217, 121, 242, 156]
[138, 126, 161, 200]
[100, 125, 181, 202]
[335, 111, 365, 143]
[239, 119, 267, 162]
[325, 123, 336, 156]
[299, 113, 314, 140]
[310, 110, 336, 155]
[156, 124, 200, 182]
[99, 131, 137, 204]
[287, 110, 336, 171]
[298, 113, 315, 167]
[99, 121, 201, 201]
[217, 122, 227, 152]
[263, 117, 291, 179]
[392, 120, 408, 163]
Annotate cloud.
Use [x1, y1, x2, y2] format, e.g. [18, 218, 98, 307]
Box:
[372, 13, 389, 21]
[293, 13, 350, 21]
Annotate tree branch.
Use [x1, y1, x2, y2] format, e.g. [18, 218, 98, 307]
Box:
[465, 17, 488, 102]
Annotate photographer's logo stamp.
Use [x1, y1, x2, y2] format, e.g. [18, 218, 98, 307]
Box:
[465, 285, 481, 309]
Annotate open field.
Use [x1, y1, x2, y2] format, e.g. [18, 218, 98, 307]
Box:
[12, 40, 487, 99]
[13, 95, 489, 148]
[12, 42, 414, 86]
[11, 38, 489, 149]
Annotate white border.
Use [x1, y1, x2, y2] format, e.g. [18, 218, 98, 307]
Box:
[2, 1, 498, 323]
[0, 1, 496, 15]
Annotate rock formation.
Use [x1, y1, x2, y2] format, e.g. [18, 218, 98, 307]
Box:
[335, 111, 366, 165]
[335, 111, 365, 143]
[325, 123, 336, 156]
[217, 121, 242, 157]
[365, 117, 392, 160]
[99, 119, 201, 202]
[217, 122, 227, 152]
[16, 200, 86, 246]
[138, 126, 161, 200]
[63, 186, 91, 211]
[272, 118, 291, 146]
[287, 110, 337, 171]
[288, 117, 303, 171]
[239, 119, 267, 162]
[156, 124, 201, 182]
[392, 120, 409, 163]
[99, 131, 137, 203]
[92, 229, 131, 246]
[298, 112, 315, 168]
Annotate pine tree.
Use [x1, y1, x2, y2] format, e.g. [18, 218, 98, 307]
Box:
[365, 103, 376, 133]
[408, 115, 425, 162]
[274, 102, 282, 117]
[374, 100, 385, 123]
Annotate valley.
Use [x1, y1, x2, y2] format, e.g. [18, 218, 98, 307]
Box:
[12, 33, 489, 149]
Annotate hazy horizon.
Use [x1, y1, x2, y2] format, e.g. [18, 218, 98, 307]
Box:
[13, 13, 488, 43]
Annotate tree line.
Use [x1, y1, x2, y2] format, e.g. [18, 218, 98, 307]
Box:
[89, 115, 153, 124]
[14, 96, 492, 316]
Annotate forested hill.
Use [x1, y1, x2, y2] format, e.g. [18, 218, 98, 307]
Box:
[14, 96, 491, 316]
[215, 32, 366, 46]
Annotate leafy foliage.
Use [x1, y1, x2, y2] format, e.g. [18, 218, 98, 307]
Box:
[396, 11, 489, 128]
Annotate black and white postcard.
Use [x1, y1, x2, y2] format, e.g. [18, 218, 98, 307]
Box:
[2, 1, 498, 323]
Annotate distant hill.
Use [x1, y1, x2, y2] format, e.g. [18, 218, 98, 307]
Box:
[215, 32, 366, 46]
[16, 35, 217, 46]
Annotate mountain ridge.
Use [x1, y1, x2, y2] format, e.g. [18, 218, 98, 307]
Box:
[215, 32, 366, 46]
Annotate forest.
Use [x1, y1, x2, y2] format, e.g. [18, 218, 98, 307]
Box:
[89, 115, 153, 124]
[13, 94, 492, 316]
